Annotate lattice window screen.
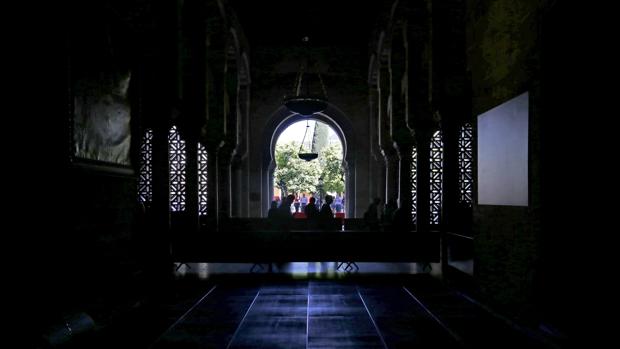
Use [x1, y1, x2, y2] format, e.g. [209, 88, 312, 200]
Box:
[169, 126, 186, 212]
[198, 142, 208, 215]
[411, 146, 418, 224]
[459, 123, 473, 206]
[138, 129, 153, 203]
[429, 130, 443, 224]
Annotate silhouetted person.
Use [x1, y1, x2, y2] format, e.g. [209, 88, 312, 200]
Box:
[304, 197, 319, 219]
[275, 194, 295, 230]
[134, 201, 172, 285]
[270, 194, 294, 271]
[382, 199, 398, 230]
[294, 196, 300, 212]
[392, 202, 412, 232]
[267, 200, 279, 229]
[304, 197, 319, 228]
[319, 195, 334, 218]
[278, 194, 292, 214]
[364, 197, 381, 230]
[268, 200, 279, 217]
[318, 194, 335, 229]
[133, 201, 150, 265]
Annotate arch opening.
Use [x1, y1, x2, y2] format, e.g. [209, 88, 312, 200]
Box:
[261, 105, 356, 218]
[271, 119, 346, 216]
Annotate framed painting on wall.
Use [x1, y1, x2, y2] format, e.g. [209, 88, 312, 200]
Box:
[69, 67, 134, 176]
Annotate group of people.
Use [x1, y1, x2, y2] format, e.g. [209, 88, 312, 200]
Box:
[269, 194, 410, 231]
[268, 194, 340, 229]
[273, 193, 345, 215]
[363, 197, 411, 231]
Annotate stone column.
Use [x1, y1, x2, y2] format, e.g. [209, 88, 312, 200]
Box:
[217, 147, 233, 223]
[440, 120, 459, 233]
[205, 143, 219, 225]
[396, 143, 414, 224]
[368, 87, 384, 205]
[150, 124, 172, 273]
[384, 150, 400, 205]
[378, 60, 391, 205]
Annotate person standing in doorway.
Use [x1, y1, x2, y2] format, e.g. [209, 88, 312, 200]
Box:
[305, 197, 319, 220]
[318, 195, 335, 230]
[334, 195, 343, 213]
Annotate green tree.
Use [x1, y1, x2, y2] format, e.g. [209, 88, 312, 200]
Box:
[274, 142, 321, 195]
[319, 143, 345, 194]
[274, 140, 345, 196]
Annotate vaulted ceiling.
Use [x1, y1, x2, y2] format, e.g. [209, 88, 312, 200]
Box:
[228, 0, 383, 47]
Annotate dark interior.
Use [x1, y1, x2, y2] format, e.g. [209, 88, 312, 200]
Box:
[24, 0, 589, 347]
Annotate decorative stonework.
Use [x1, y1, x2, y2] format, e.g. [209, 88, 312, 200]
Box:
[459, 123, 473, 206]
[198, 143, 208, 215]
[138, 129, 153, 203]
[430, 130, 443, 224]
[169, 126, 186, 212]
[411, 146, 418, 224]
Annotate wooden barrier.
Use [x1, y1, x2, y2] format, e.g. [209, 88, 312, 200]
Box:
[171, 218, 439, 263]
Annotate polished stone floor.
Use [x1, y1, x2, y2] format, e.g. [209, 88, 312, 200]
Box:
[137, 263, 550, 349]
[147, 275, 551, 349]
[50, 264, 558, 349]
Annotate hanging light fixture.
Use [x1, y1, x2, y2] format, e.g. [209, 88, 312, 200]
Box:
[284, 37, 328, 115]
[298, 119, 318, 161]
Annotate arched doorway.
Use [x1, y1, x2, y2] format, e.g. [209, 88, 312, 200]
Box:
[261, 104, 357, 218]
[272, 119, 345, 214]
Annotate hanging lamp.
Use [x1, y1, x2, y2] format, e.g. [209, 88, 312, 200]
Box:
[284, 37, 328, 115]
[298, 120, 318, 161]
